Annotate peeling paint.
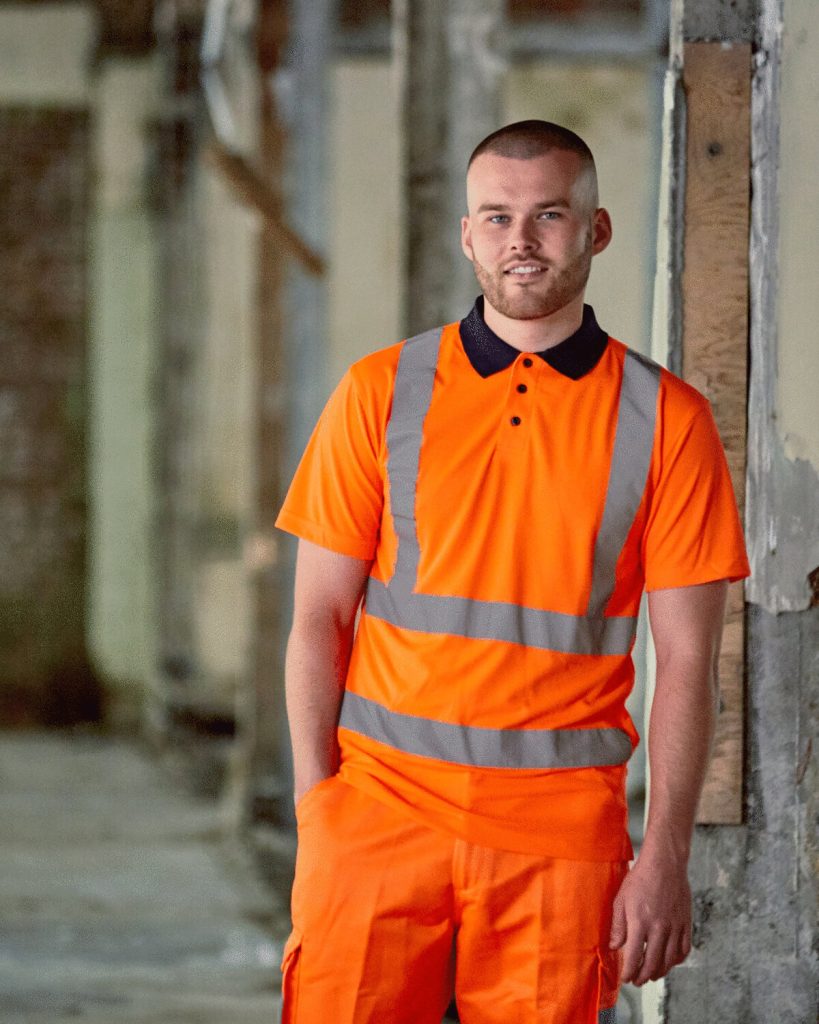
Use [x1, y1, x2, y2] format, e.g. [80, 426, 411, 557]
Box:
[747, 0, 819, 613]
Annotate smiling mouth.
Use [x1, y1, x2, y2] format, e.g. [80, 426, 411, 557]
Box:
[504, 265, 547, 277]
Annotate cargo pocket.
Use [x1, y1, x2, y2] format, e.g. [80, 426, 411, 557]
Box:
[596, 946, 621, 1023]
[280, 929, 303, 1023]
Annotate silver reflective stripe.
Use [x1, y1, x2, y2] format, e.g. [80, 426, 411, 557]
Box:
[365, 579, 636, 656]
[385, 328, 442, 590]
[366, 329, 660, 658]
[339, 691, 633, 770]
[586, 349, 661, 617]
[598, 1008, 617, 1024]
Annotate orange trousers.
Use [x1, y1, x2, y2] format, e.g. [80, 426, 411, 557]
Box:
[281, 776, 627, 1024]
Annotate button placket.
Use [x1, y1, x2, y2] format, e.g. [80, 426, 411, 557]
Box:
[505, 353, 536, 432]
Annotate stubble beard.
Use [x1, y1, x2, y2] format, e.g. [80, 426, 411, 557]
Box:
[471, 234, 594, 322]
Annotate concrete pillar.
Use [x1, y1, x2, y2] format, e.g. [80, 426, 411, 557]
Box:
[249, 0, 338, 825]
[278, 0, 338, 476]
[650, 0, 819, 1020]
[393, 0, 506, 335]
[152, 5, 208, 735]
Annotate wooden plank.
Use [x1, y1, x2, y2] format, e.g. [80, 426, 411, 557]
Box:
[681, 42, 751, 824]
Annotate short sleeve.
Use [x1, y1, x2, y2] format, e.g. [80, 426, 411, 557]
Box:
[275, 368, 384, 560]
[642, 402, 751, 591]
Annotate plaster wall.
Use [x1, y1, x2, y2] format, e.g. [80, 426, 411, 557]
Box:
[188, 43, 261, 692]
[188, 159, 258, 688]
[327, 60, 403, 387]
[88, 57, 162, 720]
[0, 3, 95, 106]
[777, 0, 819, 469]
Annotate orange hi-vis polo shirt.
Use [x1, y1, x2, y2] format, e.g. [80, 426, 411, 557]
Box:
[276, 301, 751, 861]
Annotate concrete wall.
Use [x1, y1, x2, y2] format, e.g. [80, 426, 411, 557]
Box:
[0, 3, 99, 724]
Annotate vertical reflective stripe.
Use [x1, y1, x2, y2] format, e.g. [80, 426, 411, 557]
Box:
[385, 328, 442, 586]
[586, 349, 661, 617]
[598, 1008, 617, 1024]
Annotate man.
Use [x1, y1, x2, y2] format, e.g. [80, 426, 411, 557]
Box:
[275, 120, 750, 1024]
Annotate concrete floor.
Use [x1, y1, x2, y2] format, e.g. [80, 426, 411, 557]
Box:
[0, 729, 287, 1024]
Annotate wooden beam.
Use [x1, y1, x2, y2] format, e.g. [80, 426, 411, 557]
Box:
[681, 41, 751, 824]
[202, 142, 326, 277]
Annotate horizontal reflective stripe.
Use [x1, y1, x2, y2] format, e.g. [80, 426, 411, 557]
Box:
[338, 691, 633, 770]
[365, 578, 637, 656]
[598, 1008, 617, 1024]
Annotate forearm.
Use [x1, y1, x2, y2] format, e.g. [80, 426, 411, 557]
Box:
[612, 581, 728, 984]
[285, 615, 355, 801]
[641, 651, 717, 865]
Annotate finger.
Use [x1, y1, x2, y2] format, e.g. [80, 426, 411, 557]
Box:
[619, 930, 647, 984]
[672, 926, 689, 965]
[681, 921, 692, 959]
[633, 928, 667, 986]
[653, 932, 682, 981]
[608, 897, 627, 950]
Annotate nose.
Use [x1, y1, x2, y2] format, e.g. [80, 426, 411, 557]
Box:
[510, 219, 539, 254]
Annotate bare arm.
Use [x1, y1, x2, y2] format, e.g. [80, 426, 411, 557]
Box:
[285, 539, 372, 804]
[610, 578, 729, 985]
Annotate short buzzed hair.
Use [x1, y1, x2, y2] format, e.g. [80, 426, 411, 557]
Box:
[467, 120, 599, 211]
[468, 119, 595, 171]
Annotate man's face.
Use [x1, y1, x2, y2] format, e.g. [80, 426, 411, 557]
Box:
[461, 149, 611, 321]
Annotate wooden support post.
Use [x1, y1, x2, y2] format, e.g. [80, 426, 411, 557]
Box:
[679, 41, 751, 824]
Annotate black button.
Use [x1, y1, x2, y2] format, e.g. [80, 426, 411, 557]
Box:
[516, 384, 528, 394]
[510, 416, 521, 426]
[522, 357, 533, 368]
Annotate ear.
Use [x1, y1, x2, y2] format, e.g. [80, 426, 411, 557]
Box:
[592, 208, 613, 255]
[460, 215, 474, 261]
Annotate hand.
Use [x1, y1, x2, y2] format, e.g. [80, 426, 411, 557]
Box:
[293, 770, 333, 807]
[608, 852, 692, 986]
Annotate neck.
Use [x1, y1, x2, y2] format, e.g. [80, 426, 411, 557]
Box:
[482, 294, 585, 353]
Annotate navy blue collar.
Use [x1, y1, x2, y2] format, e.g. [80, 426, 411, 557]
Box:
[459, 297, 608, 380]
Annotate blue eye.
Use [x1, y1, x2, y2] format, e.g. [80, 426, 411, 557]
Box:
[539, 211, 560, 220]
[489, 215, 509, 224]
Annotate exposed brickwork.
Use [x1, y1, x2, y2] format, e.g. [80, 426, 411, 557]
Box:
[0, 107, 101, 724]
